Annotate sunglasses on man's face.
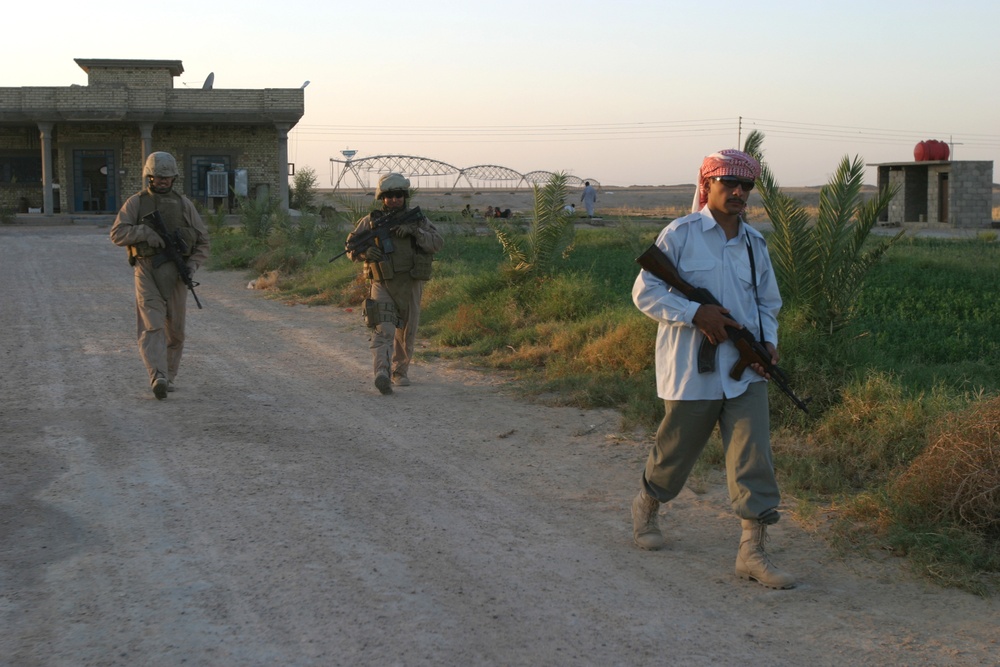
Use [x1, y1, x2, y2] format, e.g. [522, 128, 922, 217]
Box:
[713, 177, 755, 192]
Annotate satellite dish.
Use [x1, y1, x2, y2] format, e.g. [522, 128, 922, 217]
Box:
[202, 72, 214, 90]
[301, 80, 310, 89]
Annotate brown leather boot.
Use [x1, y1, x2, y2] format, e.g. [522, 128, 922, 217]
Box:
[631, 491, 665, 550]
[736, 519, 796, 589]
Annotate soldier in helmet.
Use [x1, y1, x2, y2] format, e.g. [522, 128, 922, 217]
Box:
[346, 173, 443, 394]
[110, 151, 210, 399]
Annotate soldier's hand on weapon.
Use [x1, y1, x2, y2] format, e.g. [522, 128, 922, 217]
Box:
[145, 229, 166, 249]
[393, 222, 420, 238]
[365, 246, 385, 261]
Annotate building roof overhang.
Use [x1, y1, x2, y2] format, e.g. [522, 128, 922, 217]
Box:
[867, 161, 951, 168]
[74, 58, 184, 77]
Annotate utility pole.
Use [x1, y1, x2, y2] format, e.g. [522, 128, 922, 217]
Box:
[948, 135, 963, 160]
[737, 116, 742, 147]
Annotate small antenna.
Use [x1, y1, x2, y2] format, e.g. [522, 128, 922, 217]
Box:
[301, 80, 310, 89]
[202, 72, 215, 90]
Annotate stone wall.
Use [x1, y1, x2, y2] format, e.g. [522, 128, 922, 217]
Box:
[949, 161, 992, 228]
[86, 66, 175, 89]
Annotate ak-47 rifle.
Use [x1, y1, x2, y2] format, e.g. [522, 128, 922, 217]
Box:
[636, 244, 809, 413]
[329, 206, 425, 263]
[142, 210, 203, 309]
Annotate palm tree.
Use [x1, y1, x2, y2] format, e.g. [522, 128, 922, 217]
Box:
[744, 130, 901, 333]
[489, 172, 576, 279]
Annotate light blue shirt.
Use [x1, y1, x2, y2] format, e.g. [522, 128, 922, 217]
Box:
[632, 207, 782, 401]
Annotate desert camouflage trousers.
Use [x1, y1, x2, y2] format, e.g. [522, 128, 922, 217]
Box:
[369, 279, 424, 380]
[133, 257, 189, 384]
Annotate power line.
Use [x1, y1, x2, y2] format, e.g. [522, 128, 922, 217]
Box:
[288, 117, 1000, 149]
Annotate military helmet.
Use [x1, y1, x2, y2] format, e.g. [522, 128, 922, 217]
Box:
[375, 172, 410, 199]
[143, 151, 179, 179]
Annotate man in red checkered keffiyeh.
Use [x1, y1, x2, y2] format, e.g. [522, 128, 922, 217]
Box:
[691, 149, 762, 213]
[631, 147, 796, 590]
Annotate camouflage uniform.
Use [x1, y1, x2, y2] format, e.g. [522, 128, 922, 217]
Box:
[346, 173, 443, 393]
[110, 152, 210, 398]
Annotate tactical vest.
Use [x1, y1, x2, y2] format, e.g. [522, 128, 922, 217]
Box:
[364, 212, 434, 282]
[131, 191, 198, 258]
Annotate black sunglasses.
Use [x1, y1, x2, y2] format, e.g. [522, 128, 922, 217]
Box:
[713, 176, 755, 191]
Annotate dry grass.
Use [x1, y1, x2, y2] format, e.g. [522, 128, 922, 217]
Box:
[890, 396, 1000, 535]
[249, 270, 281, 290]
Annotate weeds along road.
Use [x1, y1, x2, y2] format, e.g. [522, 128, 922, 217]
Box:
[2, 224, 997, 667]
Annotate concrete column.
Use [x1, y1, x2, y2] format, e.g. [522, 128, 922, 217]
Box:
[37, 122, 55, 216]
[276, 123, 291, 211]
[139, 123, 154, 159]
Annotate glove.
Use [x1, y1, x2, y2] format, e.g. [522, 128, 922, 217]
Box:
[145, 228, 165, 249]
[393, 223, 419, 238]
[364, 246, 385, 262]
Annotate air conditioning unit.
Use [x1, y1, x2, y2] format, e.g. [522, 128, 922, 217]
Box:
[207, 171, 229, 198]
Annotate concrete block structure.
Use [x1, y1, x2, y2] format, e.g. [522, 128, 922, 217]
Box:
[0, 58, 304, 216]
[871, 159, 993, 228]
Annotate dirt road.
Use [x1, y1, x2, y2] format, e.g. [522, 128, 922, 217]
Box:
[2, 224, 997, 666]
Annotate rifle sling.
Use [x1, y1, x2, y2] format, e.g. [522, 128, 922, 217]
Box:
[696, 227, 764, 374]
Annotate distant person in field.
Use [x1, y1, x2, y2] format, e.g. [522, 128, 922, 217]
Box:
[629, 149, 795, 589]
[580, 181, 598, 218]
[563, 203, 576, 215]
[346, 173, 444, 394]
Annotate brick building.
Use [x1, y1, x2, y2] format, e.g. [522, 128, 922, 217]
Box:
[0, 58, 304, 216]
[871, 159, 993, 228]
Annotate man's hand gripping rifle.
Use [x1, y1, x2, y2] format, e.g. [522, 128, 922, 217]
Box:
[141, 210, 203, 309]
[329, 206, 424, 263]
[636, 244, 809, 413]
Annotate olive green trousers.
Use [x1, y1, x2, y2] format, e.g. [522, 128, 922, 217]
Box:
[641, 381, 780, 524]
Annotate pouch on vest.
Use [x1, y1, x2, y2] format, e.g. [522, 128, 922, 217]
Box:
[366, 258, 395, 281]
[410, 252, 433, 281]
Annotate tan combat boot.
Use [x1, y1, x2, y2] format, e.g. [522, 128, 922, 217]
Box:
[631, 491, 665, 550]
[735, 519, 796, 589]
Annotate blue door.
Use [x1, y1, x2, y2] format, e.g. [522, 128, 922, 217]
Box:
[73, 150, 117, 213]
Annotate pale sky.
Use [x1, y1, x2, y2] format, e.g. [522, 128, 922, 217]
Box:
[7, 0, 999, 187]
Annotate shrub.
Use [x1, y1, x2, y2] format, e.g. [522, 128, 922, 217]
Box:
[291, 166, 319, 212]
[890, 395, 1000, 536]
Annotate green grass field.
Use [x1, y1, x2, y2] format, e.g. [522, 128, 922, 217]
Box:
[210, 218, 1000, 594]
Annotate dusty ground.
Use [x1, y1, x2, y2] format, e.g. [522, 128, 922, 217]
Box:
[2, 222, 999, 667]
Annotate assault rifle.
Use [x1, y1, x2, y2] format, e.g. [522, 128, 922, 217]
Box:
[636, 244, 809, 413]
[329, 206, 424, 262]
[141, 210, 203, 309]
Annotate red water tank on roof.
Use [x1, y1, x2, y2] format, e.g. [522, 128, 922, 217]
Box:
[932, 140, 950, 160]
[914, 139, 950, 161]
